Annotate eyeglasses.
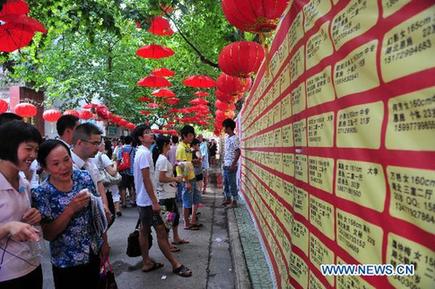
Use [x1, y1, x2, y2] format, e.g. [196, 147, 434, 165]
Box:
[81, 139, 102, 146]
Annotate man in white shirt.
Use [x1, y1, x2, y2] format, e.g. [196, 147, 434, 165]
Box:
[132, 125, 191, 277]
[56, 114, 80, 148]
[222, 119, 241, 208]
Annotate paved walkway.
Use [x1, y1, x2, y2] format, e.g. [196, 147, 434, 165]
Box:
[40, 170, 273, 289]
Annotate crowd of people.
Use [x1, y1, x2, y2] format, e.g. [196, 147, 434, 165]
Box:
[0, 112, 240, 289]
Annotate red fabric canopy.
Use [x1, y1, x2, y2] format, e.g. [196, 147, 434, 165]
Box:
[151, 88, 175, 98]
[183, 75, 216, 88]
[148, 16, 174, 36]
[137, 75, 172, 87]
[190, 98, 209, 106]
[194, 91, 209, 97]
[0, 0, 29, 17]
[151, 67, 175, 77]
[136, 44, 174, 59]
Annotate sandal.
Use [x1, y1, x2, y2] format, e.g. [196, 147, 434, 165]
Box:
[172, 239, 190, 245]
[173, 264, 192, 277]
[170, 246, 181, 252]
[142, 262, 164, 272]
[184, 225, 199, 230]
[190, 223, 203, 228]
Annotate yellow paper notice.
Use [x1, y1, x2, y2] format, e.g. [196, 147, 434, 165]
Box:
[336, 257, 376, 289]
[310, 233, 335, 286]
[309, 156, 334, 194]
[274, 128, 283, 148]
[336, 159, 386, 212]
[295, 154, 308, 183]
[283, 153, 295, 177]
[310, 195, 335, 240]
[388, 166, 435, 234]
[290, 46, 305, 83]
[307, 66, 335, 108]
[336, 209, 383, 264]
[282, 124, 294, 147]
[304, 0, 332, 32]
[382, 0, 412, 18]
[288, 11, 304, 52]
[291, 252, 309, 289]
[309, 271, 327, 289]
[308, 112, 334, 147]
[331, 0, 379, 49]
[280, 68, 291, 97]
[306, 22, 334, 69]
[291, 82, 306, 115]
[381, 6, 435, 82]
[386, 87, 435, 151]
[334, 40, 379, 98]
[292, 218, 309, 256]
[386, 233, 435, 289]
[294, 119, 307, 147]
[282, 180, 294, 207]
[337, 101, 384, 149]
[294, 185, 309, 219]
[281, 93, 292, 121]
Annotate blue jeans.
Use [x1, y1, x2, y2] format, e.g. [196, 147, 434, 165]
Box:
[223, 166, 238, 200]
[181, 181, 201, 208]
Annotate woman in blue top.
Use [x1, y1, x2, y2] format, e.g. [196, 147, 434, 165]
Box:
[32, 140, 104, 289]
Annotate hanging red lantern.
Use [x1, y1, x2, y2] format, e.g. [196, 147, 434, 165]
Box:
[137, 75, 172, 87]
[148, 16, 174, 36]
[217, 73, 251, 96]
[225, 110, 235, 119]
[148, 103, 159, 109]
[42, 109, 62, 122]
[63, 109, 79, 117]
[151, 67, 175, 77]
[218, 41, 265, 78]
[152, 88, 175, 98]
[215, 100, 236, 111]
[221, 0, 289, 33]
[136, 44, 174, 59]
[0, 99, 8, 113]
[78, 110, 93, 120]
[15, 103, 37, 117]
[183, 75, 216, 88]
[215, 89, 236, 103]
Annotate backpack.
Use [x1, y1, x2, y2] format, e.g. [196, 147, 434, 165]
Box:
[118, 147, 133, 172]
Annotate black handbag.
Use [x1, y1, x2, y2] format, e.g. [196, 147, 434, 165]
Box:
[99, 259, 118, 289]
[126, 219, 152, 257]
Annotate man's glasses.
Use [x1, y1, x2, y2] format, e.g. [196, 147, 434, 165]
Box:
[81, 139, 102, 146]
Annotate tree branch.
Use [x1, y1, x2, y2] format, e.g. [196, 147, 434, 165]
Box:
[161, 8, 219, 69]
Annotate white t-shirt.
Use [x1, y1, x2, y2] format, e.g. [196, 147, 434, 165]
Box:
[134, 145, 155, 207]
[155, 154, 177, 200]
[71, 151, 102, 192]
[0, 173, 40, 282]
[95, 152, 119, 194]
[224, 135, 240, 166]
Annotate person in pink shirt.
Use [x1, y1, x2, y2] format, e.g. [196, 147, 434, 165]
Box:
[0, 120, 43, 289]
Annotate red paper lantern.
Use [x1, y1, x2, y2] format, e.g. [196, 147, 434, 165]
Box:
[218, 41, 265, 78]
[215, 90, 236, 103]
[183, 75, 216, 88]
[148, 16, 174, 36]
[217, 73, 251, 96]
[215, 100, 235, 111]
[152, 88, 175, 98]
[15, 103, 37, 117]
[136, 44, 174, 59]
[151, 67, 175, 77]
[78, 110, 93, 120]
[63, 109, 79, 117]
[0, 99, 8, 113]
[137, 75, 172, 88]
[222, 0, 289, 33]
[0, 0, 29, 17]
[42, 109, 61, 122]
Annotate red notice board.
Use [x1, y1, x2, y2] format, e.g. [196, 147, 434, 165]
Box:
[239, 1, 435, 289]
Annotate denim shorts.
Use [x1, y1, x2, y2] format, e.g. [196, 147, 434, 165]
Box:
[182, 182, 201, 209]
